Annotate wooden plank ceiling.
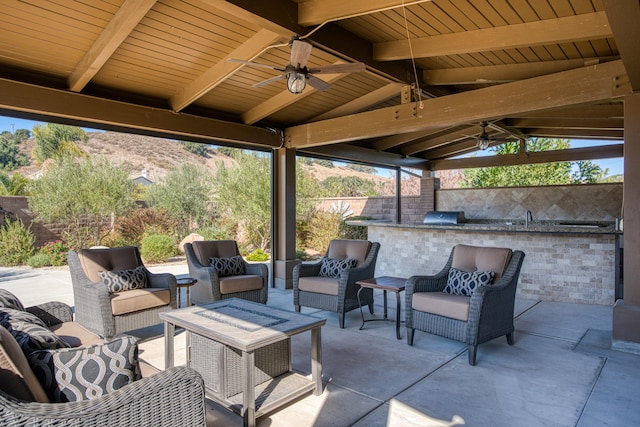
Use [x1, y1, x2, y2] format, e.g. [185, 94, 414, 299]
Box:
[0, 0, 637, 171]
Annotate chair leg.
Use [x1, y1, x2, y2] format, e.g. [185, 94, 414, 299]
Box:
[339, 313, 345, 329]
[407, 328, 414, 345]
[295, 305, 301, 313]
[506, 332, 514, 345]
[468, 345, 477, 366]
[368, 302, 374, 314]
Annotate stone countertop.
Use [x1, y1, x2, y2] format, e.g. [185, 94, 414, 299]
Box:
[346, 219, 622, 235]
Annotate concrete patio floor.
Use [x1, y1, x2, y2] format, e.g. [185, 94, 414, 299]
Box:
[2, 263, 639, 426]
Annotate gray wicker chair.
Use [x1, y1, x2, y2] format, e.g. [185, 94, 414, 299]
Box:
[406, 244, 525, 365]
[0, 366, 206, 426]
[67, 246, 177, 339]
[185, 240, 268, 304]
[293, 239, 381, 328]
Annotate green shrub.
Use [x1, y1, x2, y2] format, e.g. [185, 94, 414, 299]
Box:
[0, 219, 35, 266]
[38, 240, 69, 266]
[27, 253, 51, 268]
[338, 215, 371, 240]
[246, 249, 269, 262]
[140, 234, 176, 264]
[116, 208, 177, 247]
[195, 222, 236, 241]
[304, 210, 341, 255]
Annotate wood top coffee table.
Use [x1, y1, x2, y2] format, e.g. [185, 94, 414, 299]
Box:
[356, 276, 406, 340]
[160, 299, 325, 427]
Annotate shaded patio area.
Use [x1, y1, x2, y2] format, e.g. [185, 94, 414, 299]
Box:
[1, 263, 639, 426]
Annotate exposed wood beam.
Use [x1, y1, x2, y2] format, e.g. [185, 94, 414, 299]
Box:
[312, 83, 400, 121]
[513, 103, 624, 119]
[518, 128, 623, 140]
[297, 0, 433, 26]
[603, 0, 640, 90]
[506, 117, 624, 130]
[67, 0, 156, 92]
[285, 60, 630, 148]
[423, 58, 616, 85]
[375, 12, 612, 61]
[429, 145, 624, 171]
[400, 126, 484, 156]
[299, 144, 429, 169]
[372, 126, 450, 151]
[170, 29, 283, 112]
[0, 78, 280, 147]
[241, 67, 350, 125]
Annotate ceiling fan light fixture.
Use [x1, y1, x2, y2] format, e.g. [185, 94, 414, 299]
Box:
[477, 138, 490, 150]
[286, 71, 306, 94]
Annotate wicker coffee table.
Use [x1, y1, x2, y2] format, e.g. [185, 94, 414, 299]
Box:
[160, 299, 325, 427]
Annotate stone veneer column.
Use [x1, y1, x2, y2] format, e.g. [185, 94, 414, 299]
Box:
[418, 172, 438, 219]
[613, 92, 640, 348]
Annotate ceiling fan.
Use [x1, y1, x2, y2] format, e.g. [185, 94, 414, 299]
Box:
[228, 36, 366, 94]
[474, 121, 519, 150]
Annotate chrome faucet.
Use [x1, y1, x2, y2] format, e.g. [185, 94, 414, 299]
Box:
[525, 210, 533, 228]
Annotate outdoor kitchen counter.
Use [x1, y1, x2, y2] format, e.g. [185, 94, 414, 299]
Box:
[346, 220, 621, 235]
[348, 220, 622, 305]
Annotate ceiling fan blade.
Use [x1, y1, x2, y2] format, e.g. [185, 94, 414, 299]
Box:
[290, 39, 312, 68]
[306, 75, 331, 91]
[228, 58, 283, 71]
[308, 62, 366, 74]
[253, 74, 285, 88]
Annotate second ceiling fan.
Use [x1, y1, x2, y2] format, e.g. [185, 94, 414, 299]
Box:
[475, 121, 519, 150]
[229, 36, 366, 94]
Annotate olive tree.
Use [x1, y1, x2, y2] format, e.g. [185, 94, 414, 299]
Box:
[28, 156, 137, 248]
[145, 163, 214, 239]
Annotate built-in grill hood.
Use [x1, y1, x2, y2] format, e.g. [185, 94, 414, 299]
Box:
[423, 211, 465, 225]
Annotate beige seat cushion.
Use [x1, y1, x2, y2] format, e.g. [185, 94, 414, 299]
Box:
[49, 322, 104, 347]
[327, 240, 372, 267]
[452, 244, 512, 281]
[110, 288, 170, 316]
[298, 276, 340, 296]
[191, 240, 238, 266]
[219, 275, 264, 294]
[78, 246, 141, 283]
[0, 326, 49, 403]
[412, 292, 471, 322]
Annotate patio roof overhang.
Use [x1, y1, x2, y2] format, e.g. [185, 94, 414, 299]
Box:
[0, 0, 637, 170]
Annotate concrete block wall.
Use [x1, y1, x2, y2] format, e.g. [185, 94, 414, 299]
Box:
[368, 225, 616, 305]
[0, 196, 61, 248]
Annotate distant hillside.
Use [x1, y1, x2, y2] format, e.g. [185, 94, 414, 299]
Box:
[16, 131, 403, 195]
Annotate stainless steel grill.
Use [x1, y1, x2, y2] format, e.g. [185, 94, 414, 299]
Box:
[423, 211, 465, 225]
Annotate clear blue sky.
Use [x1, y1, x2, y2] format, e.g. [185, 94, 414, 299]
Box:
[0, 115, 623, 176]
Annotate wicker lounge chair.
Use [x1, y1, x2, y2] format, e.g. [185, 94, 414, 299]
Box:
[67, 246, 177, 339]
[185, 240, 268, 304]
[406, 244, 525, 365]
[293, 239, 380, 328]
[0, 292, 205, 426]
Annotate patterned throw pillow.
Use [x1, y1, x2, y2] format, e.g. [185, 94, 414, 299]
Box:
[0, 308, 70, 355]
[443, 268, 495, 297]
[319, 257, 358, 278]
[28, 335, 141, 402]
[0, 289, 25, 311]
[98, 265, 148, 293]
[209, 255, 246, 277]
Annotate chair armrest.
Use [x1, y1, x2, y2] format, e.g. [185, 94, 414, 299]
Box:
[245, 262, 268, 278]
[294, 261, 322, 277]
[25, 302, 74, 326]
[147, 271, 177, 292]
[0, 367, 206, 426]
